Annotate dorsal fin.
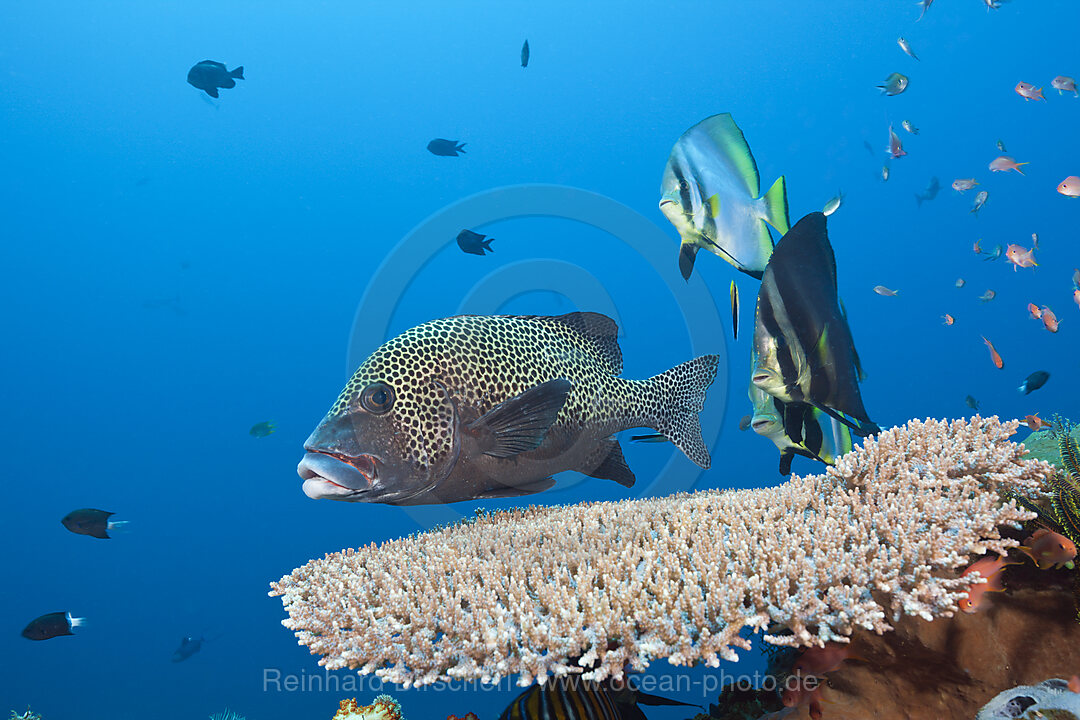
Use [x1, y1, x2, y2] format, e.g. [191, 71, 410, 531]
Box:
[547, 312, 623, 374]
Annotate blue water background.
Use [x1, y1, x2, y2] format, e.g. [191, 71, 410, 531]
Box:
[2, 0, 1078, 717]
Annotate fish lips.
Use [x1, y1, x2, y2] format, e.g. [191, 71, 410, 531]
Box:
[297, 451, 381, 500]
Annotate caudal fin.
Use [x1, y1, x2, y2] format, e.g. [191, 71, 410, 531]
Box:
[483, 237, 494, 251]
[456, 142, 467, 154]
[231, 66, 244, 80]
[1016, 162, 1029, 175]
[761, 175, 791, 235]
[646, 355, 719, 468]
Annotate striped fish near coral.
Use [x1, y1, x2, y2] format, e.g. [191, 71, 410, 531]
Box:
[498, 677, 695, 720]
[659, 113, 790, 280]
[298, 312, 719, 505]
[750, 212, 879, 461]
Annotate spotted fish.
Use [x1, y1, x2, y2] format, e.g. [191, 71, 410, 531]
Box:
[298, 313, 719, 505]
[752, 212, 879, 437]
[660, 113, 790, 280]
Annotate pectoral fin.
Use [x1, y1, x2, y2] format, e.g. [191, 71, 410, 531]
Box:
[678, 241, 700, 281]
[468, 378, 572, 457]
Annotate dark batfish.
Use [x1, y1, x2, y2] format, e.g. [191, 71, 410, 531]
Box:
[1019, 371, 1050, 395]
[965, 395, 980, 410]
[499, 676, 696, 720]
[22, 612, 84, 641]
[456, 229, 494, 256]
[521, 39, 530, 68]
[427, 138, 466, 157]
[751, 212, 879, 437]
[172, 636, 203, 662]
[915, 176, 941, 207]
[298, 312, 719, 505]
[186, 60, 244, 98]
[738, 414, 752, 431]
[61, 508, 126, 539]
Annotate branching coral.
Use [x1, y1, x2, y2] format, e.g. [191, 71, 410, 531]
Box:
[332, 695, 404, 720]
[270, 416, 1051, 688]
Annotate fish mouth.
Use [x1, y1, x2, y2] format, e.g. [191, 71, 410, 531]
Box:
[659, 199, 675, 208]
[297, 451, 381, 500]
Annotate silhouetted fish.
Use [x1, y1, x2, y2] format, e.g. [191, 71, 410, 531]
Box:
[1019, 371, 1050, 395]
[22, 612, 84, 641]
[61, 508, 127, 539]
[187, 60, 244, 98]
[456, 229, 494, 256]
[427, 139, 466, 157]
[172, 636, 203, 662]
[521, 39, 530, 68]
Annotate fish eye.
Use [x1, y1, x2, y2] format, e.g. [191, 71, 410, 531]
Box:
[679, 179, 690, 191]
[360, 382, 395, 414]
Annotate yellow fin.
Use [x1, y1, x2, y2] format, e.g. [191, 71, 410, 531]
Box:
[706, 194, 721, 218]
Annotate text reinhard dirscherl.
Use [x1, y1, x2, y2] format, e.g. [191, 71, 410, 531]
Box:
[261, 667, 819, 698]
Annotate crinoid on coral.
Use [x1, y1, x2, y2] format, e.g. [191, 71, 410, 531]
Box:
[208, 710, 245, 720]
[271, 417, 1050, 688]
[332, 695, 404, 720]
[9, 709, 42, 720]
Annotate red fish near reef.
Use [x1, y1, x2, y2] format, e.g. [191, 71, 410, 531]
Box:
[958, 555, 1015, 613]
[990, 156, 1029, 175]
[1074, 289, 1080, 310]
[1005, 244, 1037, 271]
[887, 125, 907, 159]
[942, 314, 955, 326]
[1024, 413, 1047, 431]
[1015, 81, 1045, 101]
[1020, 528, 1077, 569]
[1042, 307, 1060, 333]
[1028, 303, 1043, 320]
[982, 337, 1004, 369]
[1058, 177, 1080, 198]
[792, 643, 858, 676]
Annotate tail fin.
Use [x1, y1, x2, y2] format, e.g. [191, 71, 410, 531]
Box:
[68, 614, 86, 629]
[456, 142, 467, 154]
[1016, 162, 1029, 175]
[483, 237, 494, 251]
[231, 66, 244, 80]
[915, 193, 923, 208]
[106, 520, 131, 535]
[646, 355, 719, 468]
[760, 176, 790, 235]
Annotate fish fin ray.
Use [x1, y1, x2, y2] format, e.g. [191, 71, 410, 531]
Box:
[678, 241, 699, 281]
[470, 378, 572, 457]
[648, 355, 720, 468]
[547, 312, 622, 373]
[761, 175, 791, 235]
[231, 66, 244, 79]
[205, 87, 219, 98]
[581, 438, 635, 487]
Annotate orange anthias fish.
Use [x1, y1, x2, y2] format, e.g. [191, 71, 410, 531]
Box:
[1074, 289, 1080, 309]
[982, 336, 1004, 369]
[942, 314, 955, 325]
[1015, 81, 1045, 101]
[1024, 413, 1047, 431]
[1058, 177, 1080, 198]
[989, 156, 1029, 174]
[1020, 528, 1077, 570]
[958, 555, 1016, 613]
[888, 125, 907, 159]
[792, 643, 859, 677]
[1005, 244, 1037, 271]
[1028, 303, 1043, 320]
[1042, 307, 1060, 333]
[973, 239, 983, 255]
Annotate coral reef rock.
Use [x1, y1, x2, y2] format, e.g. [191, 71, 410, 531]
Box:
[332, 695, 404, 720]
[977, 678, 1080, 720]
[799, 587, 1080, 719]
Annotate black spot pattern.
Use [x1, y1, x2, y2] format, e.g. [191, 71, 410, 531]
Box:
[327, 314, 719, 471]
